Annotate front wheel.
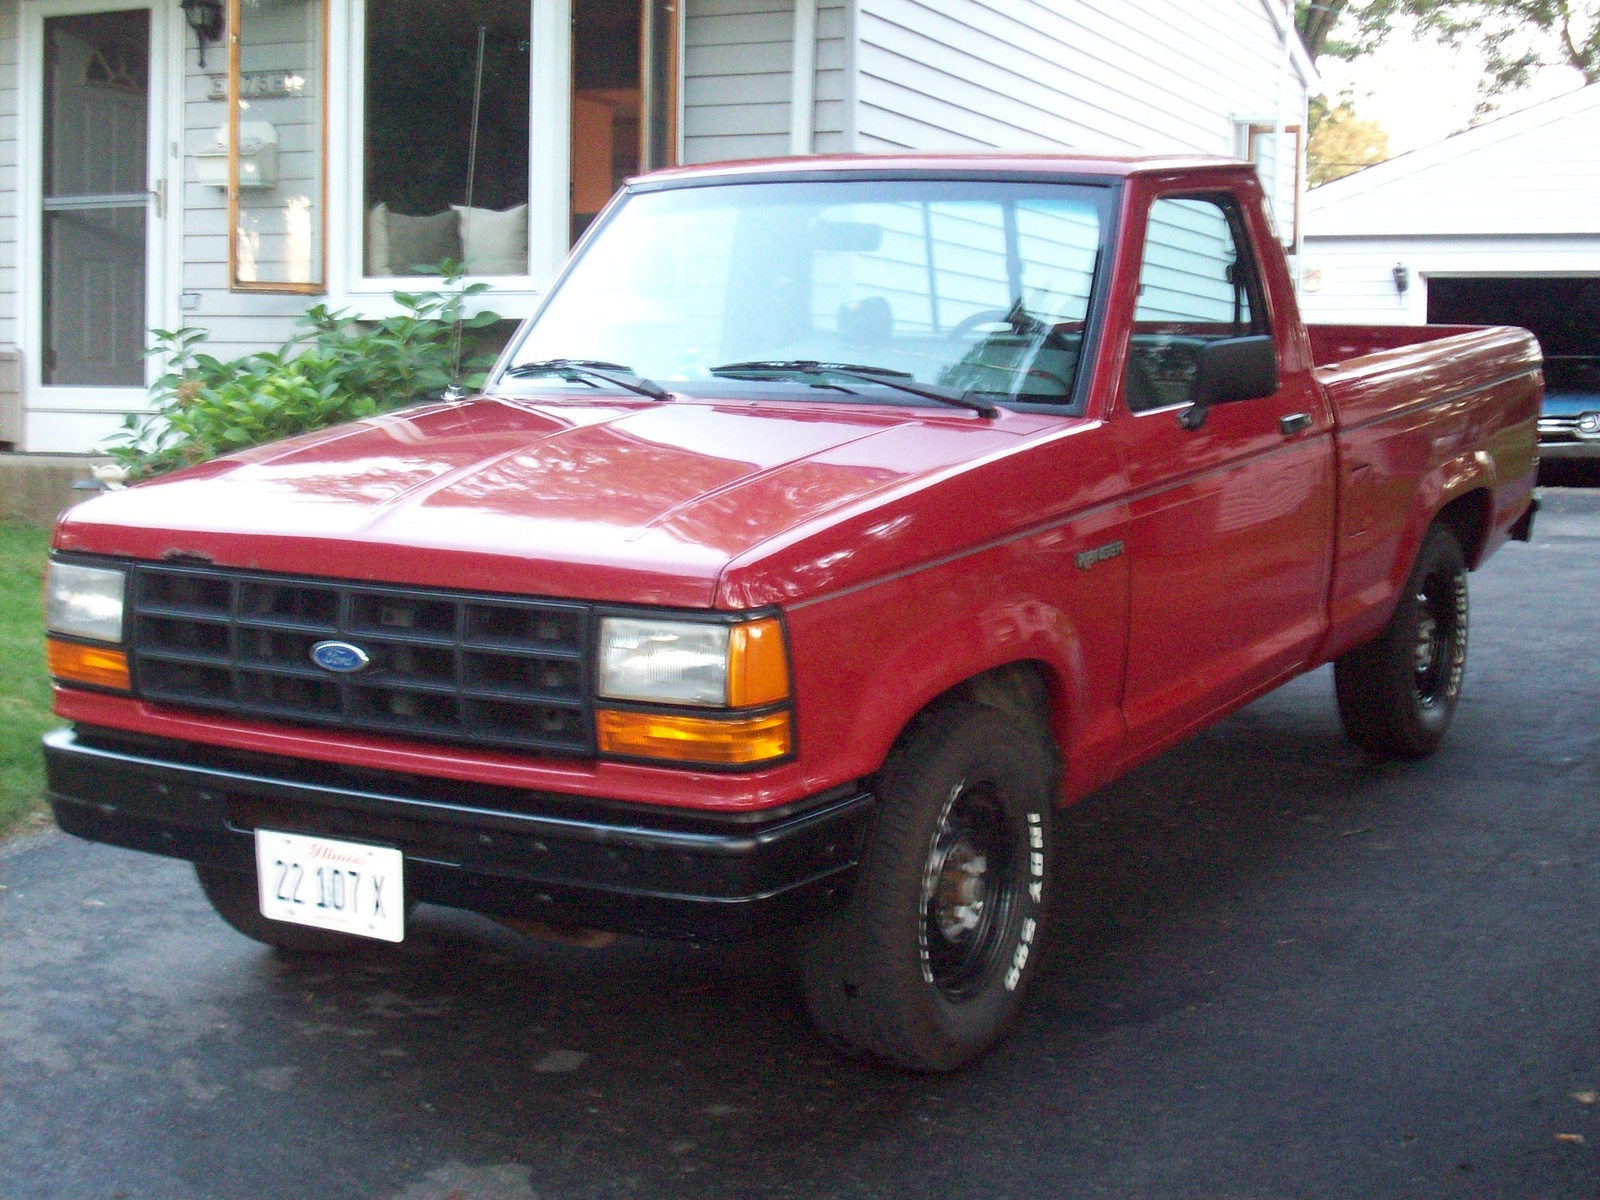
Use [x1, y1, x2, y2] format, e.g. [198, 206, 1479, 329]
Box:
[798, 702, 1055, 1072]
[1334, 522, 1469, 758]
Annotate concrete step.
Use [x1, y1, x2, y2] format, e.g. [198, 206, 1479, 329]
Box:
[0, 454, 109, 528]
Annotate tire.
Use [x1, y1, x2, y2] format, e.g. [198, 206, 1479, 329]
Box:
[194, 863, 369, 955]
[1334, 522, 1469, 758]
[797, 701, 1055, 1072]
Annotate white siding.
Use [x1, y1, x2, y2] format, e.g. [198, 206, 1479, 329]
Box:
[1305, 85, 1600, 240]
[1299, 235, 1600, 327]
[683, 0, 795, 164]
[853, 0, 1308, 155]
[0, 0, 17, 352]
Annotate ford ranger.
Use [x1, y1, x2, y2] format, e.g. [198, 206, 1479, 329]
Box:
[42, 156, 1540, 1071]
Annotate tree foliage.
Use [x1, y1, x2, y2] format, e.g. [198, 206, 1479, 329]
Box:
[1307, 95, 1392, 183]
[1296, 2, 1598, 112]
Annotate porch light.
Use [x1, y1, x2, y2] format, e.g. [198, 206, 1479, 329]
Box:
[1392, 263, 1411, 296]
[180, 0, 225, 68]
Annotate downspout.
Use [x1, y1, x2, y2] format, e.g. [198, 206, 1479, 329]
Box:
[789, 0, 818, 155]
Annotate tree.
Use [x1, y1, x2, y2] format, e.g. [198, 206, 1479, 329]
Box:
[1307, 95, 1391, 183]
[1296, 2, 1599, 113]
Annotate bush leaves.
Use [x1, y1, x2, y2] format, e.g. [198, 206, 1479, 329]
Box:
[109, 273, 506, 480]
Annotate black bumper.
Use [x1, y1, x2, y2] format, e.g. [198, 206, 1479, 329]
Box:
[44, 726, 872, 942]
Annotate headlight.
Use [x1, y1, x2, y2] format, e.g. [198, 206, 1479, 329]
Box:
[46, 562, 126, 643]
[596, 615, 793, 767]
[45, 561, 131, 692]
[598, 619, 730, 706]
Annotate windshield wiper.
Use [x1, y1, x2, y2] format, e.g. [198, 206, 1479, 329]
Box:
[503, 359, 669, 402]
[709, 360, 999, 418]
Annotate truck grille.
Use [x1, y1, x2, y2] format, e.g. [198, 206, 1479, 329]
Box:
[127, 564, 594, 756]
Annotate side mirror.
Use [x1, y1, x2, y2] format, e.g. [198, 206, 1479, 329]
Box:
[1178, 335, 1279, 430]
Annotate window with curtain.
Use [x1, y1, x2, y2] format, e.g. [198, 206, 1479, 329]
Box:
[362, 0, 530, 279]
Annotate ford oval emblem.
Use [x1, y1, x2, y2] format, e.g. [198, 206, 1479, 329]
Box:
[310, 640, 371, 673]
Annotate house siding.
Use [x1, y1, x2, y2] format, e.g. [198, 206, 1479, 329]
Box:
[682, 0, 796, 164]
[853, 0, 1301, 155]
[1299, 236, 1600, 327]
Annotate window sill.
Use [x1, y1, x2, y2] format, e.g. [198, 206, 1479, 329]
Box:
[330, 279, 546, 321]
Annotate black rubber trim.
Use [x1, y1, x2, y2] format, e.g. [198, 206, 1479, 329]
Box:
[43, 727, 873, 941]
[1509, 496, 1539, 542]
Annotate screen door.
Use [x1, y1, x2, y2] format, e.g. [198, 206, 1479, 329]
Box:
[41, 10, 150, 387]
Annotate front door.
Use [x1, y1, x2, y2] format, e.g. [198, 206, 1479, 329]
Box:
[1114, 191, 1335, 763]
[23, 1, 168, 451]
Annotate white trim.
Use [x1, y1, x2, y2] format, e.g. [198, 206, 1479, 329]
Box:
[842, 0, 857, 152]
[788, 0, 817, 155]
[674, 0, 687, 165]
[528, 0, 570, 286]
[328, 0, 569, 317]
[17, 0, 178, 451]
[1255, 0, 1319, 92]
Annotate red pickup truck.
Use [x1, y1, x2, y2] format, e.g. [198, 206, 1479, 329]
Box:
[43, 156, 1539, 1072]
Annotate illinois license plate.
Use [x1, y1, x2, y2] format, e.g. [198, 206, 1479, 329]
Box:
[254, 829, 405, 943]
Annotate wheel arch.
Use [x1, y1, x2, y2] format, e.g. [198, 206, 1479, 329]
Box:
[1414, 452, 1496, 570]
[893, 659, 1062, 767]
[1434, 485, 1494, 568]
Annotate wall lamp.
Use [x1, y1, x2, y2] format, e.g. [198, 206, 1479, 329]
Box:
[180, 0, 225, 69]
[1392, 263, 1411, 297]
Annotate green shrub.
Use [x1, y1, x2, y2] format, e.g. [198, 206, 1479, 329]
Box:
[109, 276, 508, 479]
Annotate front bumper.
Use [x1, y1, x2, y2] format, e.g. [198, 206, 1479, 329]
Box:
[44, 726, 872, 941]
[1538, 415, 1600, 459]
[1538, 440, 1600, 460]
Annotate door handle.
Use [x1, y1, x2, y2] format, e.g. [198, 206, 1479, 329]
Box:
[149, 179, 165, 219]
[1280, 412, 1312, 437]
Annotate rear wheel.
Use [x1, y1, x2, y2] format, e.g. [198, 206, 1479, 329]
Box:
[1335, 522, 1469, 758]
[194, 863, 368, 955]
[798, 701, 1054, 1072]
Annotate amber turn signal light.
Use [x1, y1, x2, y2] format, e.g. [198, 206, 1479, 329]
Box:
[47, 638, 131, 692]
[597, 708, 792, 766]
[728, 617, 790, 707]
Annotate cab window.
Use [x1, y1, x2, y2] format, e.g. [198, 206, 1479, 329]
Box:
[1125, 196, 1267, 412]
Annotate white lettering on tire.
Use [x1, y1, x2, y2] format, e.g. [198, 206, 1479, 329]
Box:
[1004, 917, 1039, 991]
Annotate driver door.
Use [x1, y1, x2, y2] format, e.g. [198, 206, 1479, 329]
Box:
[1113, 191, 1334, 764]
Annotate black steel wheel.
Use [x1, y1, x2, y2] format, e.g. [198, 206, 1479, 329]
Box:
[1335, 521, 1469, 758]
[194, 863, 370, 955]
[798, 701, 1054, 1072]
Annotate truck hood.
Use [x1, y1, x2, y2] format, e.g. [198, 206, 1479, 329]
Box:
[57, 395, 1051, 607]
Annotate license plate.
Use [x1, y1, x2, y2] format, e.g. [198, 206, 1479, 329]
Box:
[254, 829, 405, 943]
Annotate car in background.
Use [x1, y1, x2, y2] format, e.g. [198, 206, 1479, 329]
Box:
[1538, 355, 1600, 464]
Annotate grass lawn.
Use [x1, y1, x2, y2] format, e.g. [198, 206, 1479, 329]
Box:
[0, 521, 57, 838]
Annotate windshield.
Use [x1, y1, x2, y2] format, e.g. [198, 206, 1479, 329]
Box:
[501, 178, 1110, 409]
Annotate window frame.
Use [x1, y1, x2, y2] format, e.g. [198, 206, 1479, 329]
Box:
[1234, 119, 1302, 251]
[330, 0, 570, 315]
[225, 0, 330, 295]
[1132, 190, 1271, 338]
[1123, 189, 1273, 415]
